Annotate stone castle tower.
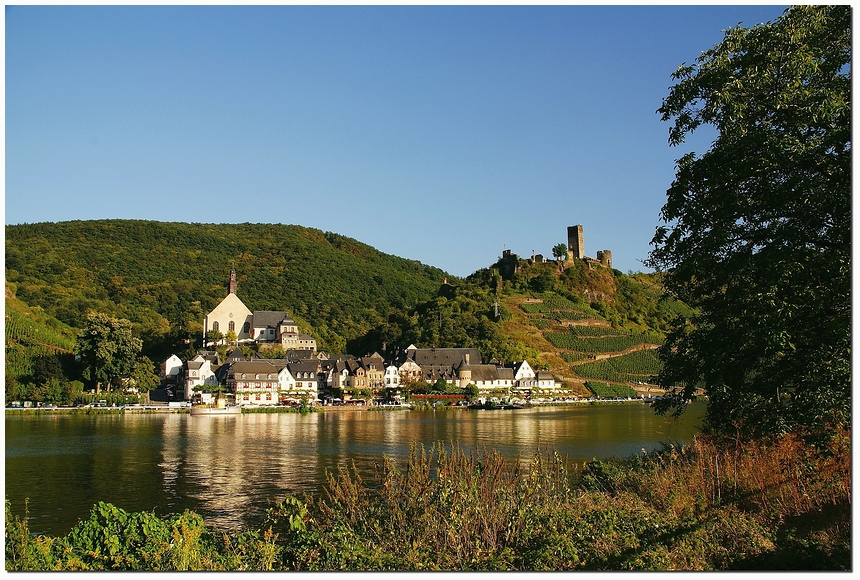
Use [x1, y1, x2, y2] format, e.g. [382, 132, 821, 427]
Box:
[597, 250, 613, 268]
[567, 225, 584, 260]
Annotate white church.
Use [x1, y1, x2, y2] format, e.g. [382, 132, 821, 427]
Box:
[203, 266, 317, 351]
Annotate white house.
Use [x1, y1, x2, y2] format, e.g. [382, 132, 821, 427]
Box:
[184, 355, 219, 401]
[457, 362, 516, 392]
[384, 365, 401, 389]
[228, 360, 290, 406]
[512, 360, 535, 382]
[162, 354, 183, 381]
[283, 361, 320, 402]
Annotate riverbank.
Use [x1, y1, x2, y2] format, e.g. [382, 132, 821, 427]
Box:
[6, 429, 850, 571]
[5, 406, 188, 415]
[4, 397, 661, 416]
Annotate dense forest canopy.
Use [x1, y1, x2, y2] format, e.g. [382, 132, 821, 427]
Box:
[6, 220, 449, 358]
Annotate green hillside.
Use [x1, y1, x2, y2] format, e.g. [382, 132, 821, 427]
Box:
[355, 253, 692, 398]
[5, 219, 691, 400]
[473, 255, 691, 397]
[5, 284, 80, 399]
[6, 220, 449, 358]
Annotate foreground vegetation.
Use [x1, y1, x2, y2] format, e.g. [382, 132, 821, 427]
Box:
[6, 430, 849, 571]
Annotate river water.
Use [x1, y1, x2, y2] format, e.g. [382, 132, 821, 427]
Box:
[5, 402, 704, 537]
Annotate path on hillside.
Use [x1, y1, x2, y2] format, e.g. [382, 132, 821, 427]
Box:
[567, 343, 660, 365]
[503, 296, 665, 395]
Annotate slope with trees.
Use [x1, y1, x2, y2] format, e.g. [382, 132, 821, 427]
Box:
[5, 220, 449, 360]
[6, 221, 691, 402]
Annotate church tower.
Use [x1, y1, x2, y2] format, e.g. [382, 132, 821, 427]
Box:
[228, 265, 237, 295]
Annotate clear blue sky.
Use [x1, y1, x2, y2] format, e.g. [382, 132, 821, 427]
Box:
[6, 4, 789, 277]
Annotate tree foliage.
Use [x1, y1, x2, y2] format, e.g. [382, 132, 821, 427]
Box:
[647, 6, 851, 439]
[74, 311, 143, 391]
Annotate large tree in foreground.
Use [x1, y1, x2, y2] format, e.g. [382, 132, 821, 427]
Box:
[75, 311, 144, 393]
[647, 6, 850, 439]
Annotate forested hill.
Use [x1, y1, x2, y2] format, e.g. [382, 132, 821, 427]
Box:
[5, 220, 449, 356]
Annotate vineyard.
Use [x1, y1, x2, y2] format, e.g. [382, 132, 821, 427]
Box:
[5, 305, 77, 382]
[519, 298, 583, 313]
[568, 325, 628, 337]
[6, 310, 76, 352]
[573, 349, 662, 384]
[583, 381, 638, 399]
[544, 332, 646, 353]
[514, 294, 665, 390]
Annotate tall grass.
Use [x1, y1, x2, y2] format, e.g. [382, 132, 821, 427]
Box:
[6, 430, 850, 571]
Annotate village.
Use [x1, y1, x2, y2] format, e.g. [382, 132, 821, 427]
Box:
[159, 225, 619, 410]
[162, 265, 561, 409]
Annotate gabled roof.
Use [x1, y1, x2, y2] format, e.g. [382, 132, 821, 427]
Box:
[461, 364, 514, 382]
[411, 347, 482, 368]
[282, 349, 316, 361]
[287, 361, 320, 375]
[230, 360, 288, 374]
[225, 347, 246, 362]
[252, 310, 294, 328]
[360, 354, 385, 371]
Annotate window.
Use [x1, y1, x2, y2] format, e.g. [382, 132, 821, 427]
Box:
[229, 321, 235, 332]
[243, 322, 250, 334]
[212, 321, 219, 332]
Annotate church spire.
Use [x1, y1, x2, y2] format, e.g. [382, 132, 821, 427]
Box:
[228, 264, 237, 295]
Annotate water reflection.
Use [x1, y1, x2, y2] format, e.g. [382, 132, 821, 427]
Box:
[6, 404, 703, 536]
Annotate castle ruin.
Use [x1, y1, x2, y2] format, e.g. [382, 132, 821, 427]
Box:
[567, 224, 611, 268]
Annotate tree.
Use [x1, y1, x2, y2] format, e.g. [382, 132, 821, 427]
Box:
[129, 356, 160, 392]
[205, 329, 223, 346]
[647, 6, 850, 439]
[552, 243, 568, 273]
[432, 378, 449, 394]
[464, 383, 479, 400]
[75, 311, 144, 392]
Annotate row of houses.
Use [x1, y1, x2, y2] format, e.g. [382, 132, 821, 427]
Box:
[162, 345, 560, 407]
[161, 267, 559, 406]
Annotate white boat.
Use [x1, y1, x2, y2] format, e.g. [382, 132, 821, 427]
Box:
[190, 405, 241, 416]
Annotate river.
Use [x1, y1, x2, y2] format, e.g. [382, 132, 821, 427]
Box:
[5, 402, 704, 537]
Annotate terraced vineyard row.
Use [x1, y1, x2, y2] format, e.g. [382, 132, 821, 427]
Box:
[584, 381, 638, 399]
[545, 311, 591, 322]
[544, 332, 645, 353]
[568, 325, 628, 337]
[5, 311, 76, 352]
